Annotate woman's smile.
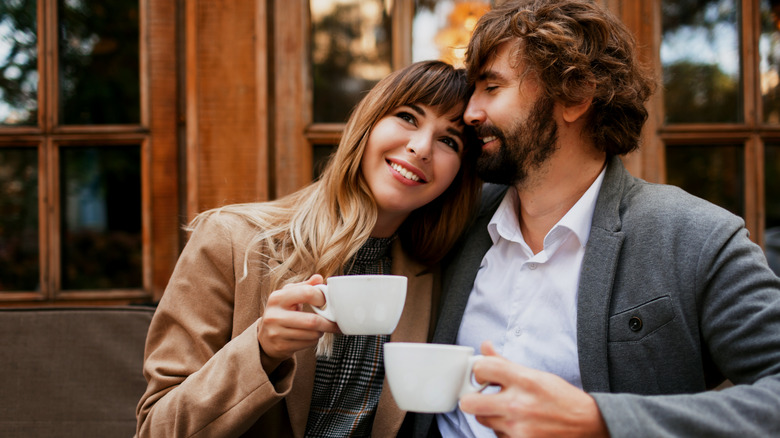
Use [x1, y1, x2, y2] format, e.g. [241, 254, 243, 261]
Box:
[387, 159, 426, 184]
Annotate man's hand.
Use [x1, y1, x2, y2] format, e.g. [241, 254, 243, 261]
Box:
[459, 341, 609, 438]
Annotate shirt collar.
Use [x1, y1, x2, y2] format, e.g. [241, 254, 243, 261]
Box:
[554, 165, 606, 248]
[487, 166, 607, 249]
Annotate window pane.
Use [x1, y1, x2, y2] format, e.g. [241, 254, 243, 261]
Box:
[766, 144, 780, 275]
[0, 147, 39, 291]
[661, 0, 742, 124]
[58, 0, 140, 125]
[313, 143, 337, 179]
[60, 146, 141, 290]
[760, 0, 780, 123]
[0, 0, 38, 126]
[412, 0, 491, 67]
[310, 0, 392, 123]
[666, 145, 744, 216]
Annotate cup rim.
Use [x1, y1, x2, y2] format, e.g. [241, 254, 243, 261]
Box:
[327, 274, 406, 281]
[384, 342, 474, 352]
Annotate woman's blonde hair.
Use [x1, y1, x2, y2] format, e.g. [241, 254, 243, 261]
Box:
[191, 60, 480, 312]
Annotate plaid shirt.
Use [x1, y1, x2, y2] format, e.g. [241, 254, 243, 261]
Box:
[305, 237, 394, 437]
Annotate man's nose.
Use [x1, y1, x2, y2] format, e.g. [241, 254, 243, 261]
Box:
[464, 98, 485, 126]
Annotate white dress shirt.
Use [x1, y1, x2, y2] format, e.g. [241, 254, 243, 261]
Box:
[437, 168, 606, 438]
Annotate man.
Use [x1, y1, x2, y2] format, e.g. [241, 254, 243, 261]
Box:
[413, 0, 780, 436]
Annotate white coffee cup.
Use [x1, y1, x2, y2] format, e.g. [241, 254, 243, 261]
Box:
[312, 275, 407, 335]
[383, 342, 486, 413]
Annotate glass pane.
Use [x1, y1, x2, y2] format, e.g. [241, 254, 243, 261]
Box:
[766, 144, 780, 275]
[666, 145, 744, 217]
[313, 143, 337, 180]
[760, 0, 780, 123]
[58, 0, 140, 125]
[310, 0, 392, 123]
[661, 0, 742, 124]
[0, 147, 39, 291]
[0, 0, 38, 126]
[60, 146, 141, 289]
[412, 0, 491, 67]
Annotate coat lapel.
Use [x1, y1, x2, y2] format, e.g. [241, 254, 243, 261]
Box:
[577, 156, 628, 392]
[432, 184, 506, 345]
[372, 242, 434, 437]
[286, 347, 316, 438]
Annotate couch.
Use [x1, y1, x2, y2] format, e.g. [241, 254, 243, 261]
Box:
[0, 305, 155, 437]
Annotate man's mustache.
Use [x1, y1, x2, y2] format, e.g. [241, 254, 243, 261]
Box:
[475, 125, 504, 141]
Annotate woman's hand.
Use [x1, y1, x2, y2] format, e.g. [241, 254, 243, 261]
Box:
[257, 274, 340, 371]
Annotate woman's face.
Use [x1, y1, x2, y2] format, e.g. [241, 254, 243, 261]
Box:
[361, 102, 465, 237]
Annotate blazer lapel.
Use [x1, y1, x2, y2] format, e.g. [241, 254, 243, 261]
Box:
[373, 243, 434, 437]
[286, 347, 316, 438]
[432, 184, 507, 345]
[577, 156, 628, 393]
[578, 228, 622, 392]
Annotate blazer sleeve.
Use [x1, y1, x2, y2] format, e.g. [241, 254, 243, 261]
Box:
[593, 217, 780, 437]
[136, 214, 296, 438]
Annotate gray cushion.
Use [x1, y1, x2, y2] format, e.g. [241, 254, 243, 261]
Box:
[0, 306, 154, 438]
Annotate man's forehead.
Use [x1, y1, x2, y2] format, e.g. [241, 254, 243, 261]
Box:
[476, 47, 523, 82]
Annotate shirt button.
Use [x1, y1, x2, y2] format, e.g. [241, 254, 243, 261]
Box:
[629, 316, 643, 332]
[514, 328, 523, 336]
[528, 263, 537, 270]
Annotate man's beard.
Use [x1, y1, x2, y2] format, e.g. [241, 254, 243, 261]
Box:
[476, 96, 558, 186]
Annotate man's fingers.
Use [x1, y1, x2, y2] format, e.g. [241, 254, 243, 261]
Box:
[480, 340, 499, 356]
[472, 354, 540, 392]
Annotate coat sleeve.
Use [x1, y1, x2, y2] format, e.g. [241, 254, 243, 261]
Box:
[136, 214, 296, 438]
[593, 217, 780, 437]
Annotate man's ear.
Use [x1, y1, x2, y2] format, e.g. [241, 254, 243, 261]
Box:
[562, 96, 593, 123]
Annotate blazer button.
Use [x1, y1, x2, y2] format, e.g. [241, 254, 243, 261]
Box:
[629, 316, 643, 332]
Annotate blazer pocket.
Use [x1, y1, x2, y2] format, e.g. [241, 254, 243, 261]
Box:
[608, 295, 675, 343]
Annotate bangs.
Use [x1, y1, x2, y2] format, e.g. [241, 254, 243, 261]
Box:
[383, 61, 469, 119]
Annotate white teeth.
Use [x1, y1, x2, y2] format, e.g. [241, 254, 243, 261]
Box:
[482, 136, 497, 144]
[390, 162, 421, 182]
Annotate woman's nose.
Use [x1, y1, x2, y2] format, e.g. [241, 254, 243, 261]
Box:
[464, 98, 486, 126]
[406, 134, 432, 161]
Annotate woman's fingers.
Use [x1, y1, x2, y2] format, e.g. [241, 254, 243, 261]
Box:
[257, 275, 338, 361]
[272, 276, 327, 309]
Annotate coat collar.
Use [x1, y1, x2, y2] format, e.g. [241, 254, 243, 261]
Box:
[576, 155, 629, 392]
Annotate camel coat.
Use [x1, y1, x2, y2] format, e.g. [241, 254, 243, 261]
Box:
[136, 211, 439, 437]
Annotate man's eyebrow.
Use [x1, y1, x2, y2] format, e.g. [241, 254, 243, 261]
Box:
[477, 69, 507, 82]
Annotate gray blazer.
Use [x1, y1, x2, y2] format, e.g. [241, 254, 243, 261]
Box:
[413, 156, 780, 437]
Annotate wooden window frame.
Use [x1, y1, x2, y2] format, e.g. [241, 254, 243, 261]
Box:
[651, 0, 773, 246]
[0, 0, 180, 305]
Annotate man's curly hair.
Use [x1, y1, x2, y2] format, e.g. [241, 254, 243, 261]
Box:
[465, 0, 656, 156]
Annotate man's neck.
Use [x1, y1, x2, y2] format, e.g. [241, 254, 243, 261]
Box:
[515, 145, 606, 254]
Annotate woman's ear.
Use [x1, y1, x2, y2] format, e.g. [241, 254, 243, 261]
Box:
[562, 96, 593, 123]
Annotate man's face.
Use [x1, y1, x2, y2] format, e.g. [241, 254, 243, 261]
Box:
[464, 44, 559, 187]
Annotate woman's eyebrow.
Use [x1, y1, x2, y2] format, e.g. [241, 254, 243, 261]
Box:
[447, 126, 463, 137]
[408, 103, 425, 116]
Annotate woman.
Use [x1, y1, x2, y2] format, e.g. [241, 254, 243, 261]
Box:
[136, 60, 481, 437]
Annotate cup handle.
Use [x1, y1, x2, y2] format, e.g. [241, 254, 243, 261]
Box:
[311, 284, 336, 322]
[460, 354, 488, 397]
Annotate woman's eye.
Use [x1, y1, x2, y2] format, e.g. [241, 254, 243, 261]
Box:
[440, 137, 461, 152]
[396, 111, 416, 125]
